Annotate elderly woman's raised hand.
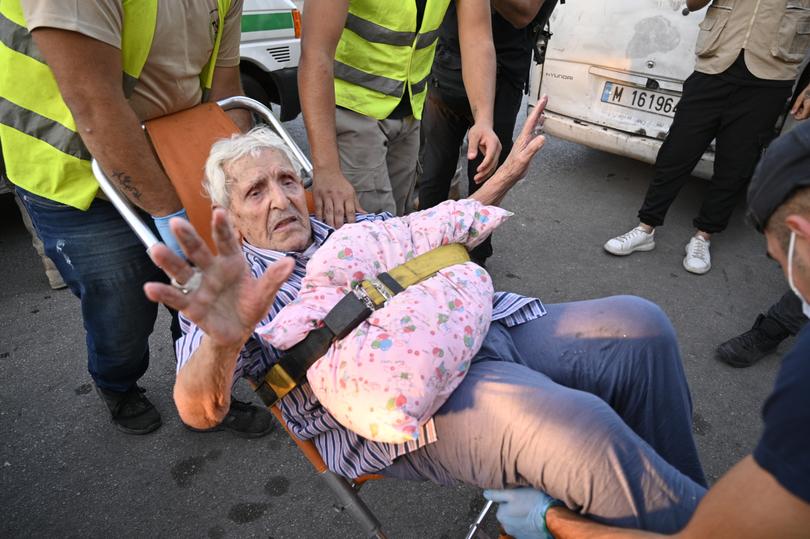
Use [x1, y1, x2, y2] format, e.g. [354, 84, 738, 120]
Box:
[144, 208, 293, 348]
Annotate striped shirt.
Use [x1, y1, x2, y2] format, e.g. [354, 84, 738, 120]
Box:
[176, 214, 546, 478]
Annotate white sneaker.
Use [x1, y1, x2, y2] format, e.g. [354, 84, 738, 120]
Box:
[683, 235, 711, 274]
[604, 226, 656, 256]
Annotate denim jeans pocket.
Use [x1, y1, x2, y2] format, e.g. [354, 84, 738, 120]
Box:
[17, 188, 71, 210]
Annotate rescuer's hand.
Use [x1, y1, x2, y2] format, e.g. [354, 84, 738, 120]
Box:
[484, 488, 561, 539]
[312, 168, 362, 228]
[468, 122, 503, 184]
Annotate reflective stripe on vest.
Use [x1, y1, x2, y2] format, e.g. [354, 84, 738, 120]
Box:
[334, 0, 451, 121]
[0, 0, 230, 210]
[344, 12, 439, 49]
[0, 97, 91, 161]
[0, 8, 42, 62]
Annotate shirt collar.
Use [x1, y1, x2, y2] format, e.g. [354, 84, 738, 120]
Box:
[240, 216, 333, 262]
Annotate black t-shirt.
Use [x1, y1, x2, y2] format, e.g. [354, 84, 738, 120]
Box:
[388, 0, 428, 119]
[718, 51, 796, 88]
[430, 3, 535, 98]
[753, 324, 810, 503]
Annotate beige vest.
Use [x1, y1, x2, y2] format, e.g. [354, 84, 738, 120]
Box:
[695, 0, 810, 80]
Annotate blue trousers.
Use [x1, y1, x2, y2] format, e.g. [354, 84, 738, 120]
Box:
[383, 296, 707, 533]
[17, 187, 167, 392]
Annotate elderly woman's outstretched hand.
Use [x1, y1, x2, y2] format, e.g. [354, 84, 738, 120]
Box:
[144, 208, 293, 348]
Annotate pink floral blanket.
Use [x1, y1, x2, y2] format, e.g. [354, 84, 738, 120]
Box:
[257, 200, 512, 443]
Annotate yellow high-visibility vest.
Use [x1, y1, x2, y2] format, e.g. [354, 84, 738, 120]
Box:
[0, 0, 231, 210]
[334, 0, 451, 121]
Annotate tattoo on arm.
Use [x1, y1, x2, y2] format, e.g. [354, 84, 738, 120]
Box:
[111, 171, 142, 200]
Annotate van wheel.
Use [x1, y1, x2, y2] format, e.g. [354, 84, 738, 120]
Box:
[241, 72, 275, 111]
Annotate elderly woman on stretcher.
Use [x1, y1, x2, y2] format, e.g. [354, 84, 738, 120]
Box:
[145, 99, 709, 536]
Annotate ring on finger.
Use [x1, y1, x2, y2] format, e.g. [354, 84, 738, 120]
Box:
[170, 267, 202, 295]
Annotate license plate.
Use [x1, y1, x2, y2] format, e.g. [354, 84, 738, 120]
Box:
[600, 82, 679, 117]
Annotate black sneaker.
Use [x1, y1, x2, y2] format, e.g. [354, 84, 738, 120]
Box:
[95, 385, 162, 435]
[185, 397, 275, 439]
[716, 314, 789, 368]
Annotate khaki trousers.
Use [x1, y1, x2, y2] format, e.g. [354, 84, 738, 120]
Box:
[335, 107, 420, 216]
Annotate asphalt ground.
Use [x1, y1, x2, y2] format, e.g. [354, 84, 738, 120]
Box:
[0, 111, 789, 538]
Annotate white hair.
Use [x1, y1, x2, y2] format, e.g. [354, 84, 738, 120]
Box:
[203, 126, 300, 208]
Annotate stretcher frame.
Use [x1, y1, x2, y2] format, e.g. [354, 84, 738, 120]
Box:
[91, 96, 502, 539]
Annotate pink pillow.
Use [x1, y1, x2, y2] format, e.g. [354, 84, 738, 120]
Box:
[257, 200, 511, 443]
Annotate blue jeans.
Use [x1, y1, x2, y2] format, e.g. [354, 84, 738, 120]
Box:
[383, 296, 707, 533]
[17, 187, 168, 392]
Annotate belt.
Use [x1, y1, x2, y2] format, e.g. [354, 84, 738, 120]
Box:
[251, 243, 470, 408]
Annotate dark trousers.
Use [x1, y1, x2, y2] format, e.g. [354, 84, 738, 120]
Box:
[419, 81, 524, 261]
[767, 290, 807, 336]
[16, 187, 174, 392]
[385, 296, 706, 532]
[638, 71, 792, 233]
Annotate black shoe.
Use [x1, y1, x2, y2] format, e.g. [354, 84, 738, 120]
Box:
[716, 314, 789, 368]
[95, 385, 162, 435]
[185, 398, 275, 439]
[470, 255, 488, 269]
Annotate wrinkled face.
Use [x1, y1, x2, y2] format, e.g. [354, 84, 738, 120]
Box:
[226, 148, 311, 252]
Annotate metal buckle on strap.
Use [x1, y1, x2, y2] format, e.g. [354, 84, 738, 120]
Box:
[366, 277, 393, 306]
[265, 364, 297, 402]
[252, 244, 471, 408]
[352, 283, 377, 311]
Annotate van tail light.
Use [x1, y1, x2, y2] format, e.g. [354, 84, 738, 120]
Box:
[292, 9, 302, 38]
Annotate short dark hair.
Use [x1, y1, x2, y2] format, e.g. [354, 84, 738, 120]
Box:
[765, 186, 810, 253]
[747, 122, 810, 233]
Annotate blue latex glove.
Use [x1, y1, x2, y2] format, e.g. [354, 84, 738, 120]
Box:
[483, 488, 562, 539]
[151, 208, 188, 259]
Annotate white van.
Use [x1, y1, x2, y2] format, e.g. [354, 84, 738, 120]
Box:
[239, 0, 303, 121]
[528, 1, 714, 177]
[528, 1, 810, 179]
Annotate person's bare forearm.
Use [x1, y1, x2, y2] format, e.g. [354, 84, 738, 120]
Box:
[469, 168, 514, 206]
[462, 49, 496, 127]
[174, 337, 243, 429]
[31, 28, 181, 216]
[71, 94, 182, 215]
[209, 65, 252, 132]
[299, 50, 342, 175]
[458, 0, 496, 128]
[493, 0, 545, 28]
[546, 507, 664, 539]
[296, 0, 360, 227]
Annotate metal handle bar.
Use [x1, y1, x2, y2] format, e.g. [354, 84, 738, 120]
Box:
[465, 499, 496, 539]
[91, 159, 161, 253]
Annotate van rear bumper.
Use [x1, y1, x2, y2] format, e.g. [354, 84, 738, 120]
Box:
[541, 110, 714, 180]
